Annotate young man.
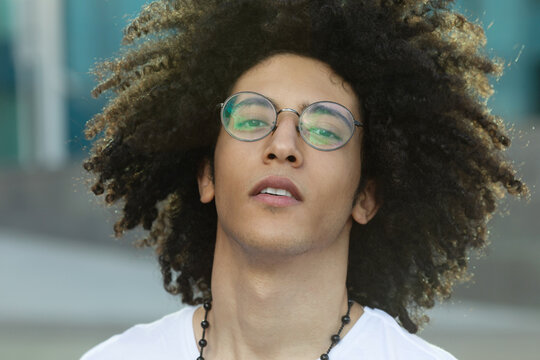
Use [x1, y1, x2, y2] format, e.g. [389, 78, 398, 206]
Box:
[81, 1, 527, 359]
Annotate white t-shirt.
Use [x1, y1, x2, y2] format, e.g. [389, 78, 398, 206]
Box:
[81, 305, 457, 360]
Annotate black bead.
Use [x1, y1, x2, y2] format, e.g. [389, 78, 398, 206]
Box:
[197, 357, 204, 360]
[203, 302, 212, 311]
[320, 354, 329, 360]
[331, 334, 340, 344]
[201, 320, 209, 329]
[199, 339, 207, 347]
[348, 299, 354, 306]
[341, 315, 351, 324]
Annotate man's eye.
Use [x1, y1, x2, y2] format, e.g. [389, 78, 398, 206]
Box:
[234, 119, 269, 130]
[308, 127, 342, 140]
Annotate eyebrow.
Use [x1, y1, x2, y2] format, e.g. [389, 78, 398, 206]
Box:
[234, 96, 270, 109]
[308, 104, 350, 124]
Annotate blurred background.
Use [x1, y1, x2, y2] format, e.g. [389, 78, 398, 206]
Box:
[0, 0, 538, 359]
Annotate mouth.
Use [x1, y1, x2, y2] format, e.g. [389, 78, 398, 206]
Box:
[250, 176, 303, 205]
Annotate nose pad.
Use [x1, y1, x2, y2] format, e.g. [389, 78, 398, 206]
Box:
[273, 108, 301, 135]
[272, 109, 301, 138]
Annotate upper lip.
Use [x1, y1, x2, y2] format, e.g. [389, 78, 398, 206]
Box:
[250, 176, 303, 201]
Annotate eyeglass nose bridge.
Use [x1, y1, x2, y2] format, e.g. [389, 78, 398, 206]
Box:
[274, 108, 301, 133]
[276, 108, 300, 117]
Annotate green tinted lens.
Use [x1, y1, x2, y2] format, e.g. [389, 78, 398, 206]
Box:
[222, 93, 275, 141]
[300, 102, 354, 150]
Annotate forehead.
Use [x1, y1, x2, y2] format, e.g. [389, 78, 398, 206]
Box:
[230, 54, 361, 119]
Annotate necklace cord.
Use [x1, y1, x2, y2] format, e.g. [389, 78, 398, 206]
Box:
[197, 302, 211, 360]
[196, 298, 353, 360]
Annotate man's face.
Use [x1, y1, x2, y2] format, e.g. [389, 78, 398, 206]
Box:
[200, 53, 370, 258]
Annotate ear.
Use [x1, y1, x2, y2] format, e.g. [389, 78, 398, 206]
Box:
[352, 179, 380, 225]
[197, 160, 215, 204]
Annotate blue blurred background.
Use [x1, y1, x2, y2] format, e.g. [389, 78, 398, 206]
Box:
[0, 1, 538, 359]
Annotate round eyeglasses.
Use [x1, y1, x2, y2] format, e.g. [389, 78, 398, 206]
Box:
[219, 91, 363, 151]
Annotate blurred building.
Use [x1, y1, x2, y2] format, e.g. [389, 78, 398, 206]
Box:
[0, 0, 539, 168]
[0, 0, 147, 168]
[458, 0, 540, 118]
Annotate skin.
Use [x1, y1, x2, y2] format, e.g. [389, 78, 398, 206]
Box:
[196, 53, 379, 360]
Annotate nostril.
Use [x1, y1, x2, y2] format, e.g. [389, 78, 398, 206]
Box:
[286, 155, 296, 162]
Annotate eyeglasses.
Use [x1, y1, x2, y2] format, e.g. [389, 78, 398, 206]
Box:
[219, 91, 363, 151]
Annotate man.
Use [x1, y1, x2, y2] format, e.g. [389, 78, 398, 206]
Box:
[81, 1, 527, 359]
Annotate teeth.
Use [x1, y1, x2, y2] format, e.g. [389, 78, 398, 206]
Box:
[260, 187, 293, 198]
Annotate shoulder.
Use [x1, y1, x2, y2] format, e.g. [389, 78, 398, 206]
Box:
[80, 306, 198, 360]
[335, 307, 457, 360]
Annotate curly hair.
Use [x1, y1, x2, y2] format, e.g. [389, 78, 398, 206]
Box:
[83, 0, 527, 333]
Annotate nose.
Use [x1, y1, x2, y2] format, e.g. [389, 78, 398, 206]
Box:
[262, 110, 304, 166]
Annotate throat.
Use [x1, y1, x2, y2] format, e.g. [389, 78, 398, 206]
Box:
[194, 298, 358, 360]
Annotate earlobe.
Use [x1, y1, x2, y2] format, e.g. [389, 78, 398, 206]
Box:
[352, 179, 380, 225]
[197, 160, 215, 204]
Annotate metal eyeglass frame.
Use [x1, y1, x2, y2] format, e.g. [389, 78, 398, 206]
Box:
[218, 91, 363, 151]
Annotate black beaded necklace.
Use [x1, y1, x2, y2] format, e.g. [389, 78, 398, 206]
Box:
[196, 299, 354, 360]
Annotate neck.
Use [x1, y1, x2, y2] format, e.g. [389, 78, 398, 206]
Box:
[193, 223, 363, 360]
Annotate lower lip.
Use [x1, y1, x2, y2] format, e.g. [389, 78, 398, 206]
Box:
[252, 194, 301, 207]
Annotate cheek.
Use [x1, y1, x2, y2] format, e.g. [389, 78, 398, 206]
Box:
[299, 153, 361, 247]
[317, 168, 359, 209]
[213, 134, 236, 207]
[311, 147, 362, 204]
[212, 134, 253, 210]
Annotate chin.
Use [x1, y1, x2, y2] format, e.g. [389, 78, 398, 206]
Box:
[233, 229, 315, 259]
